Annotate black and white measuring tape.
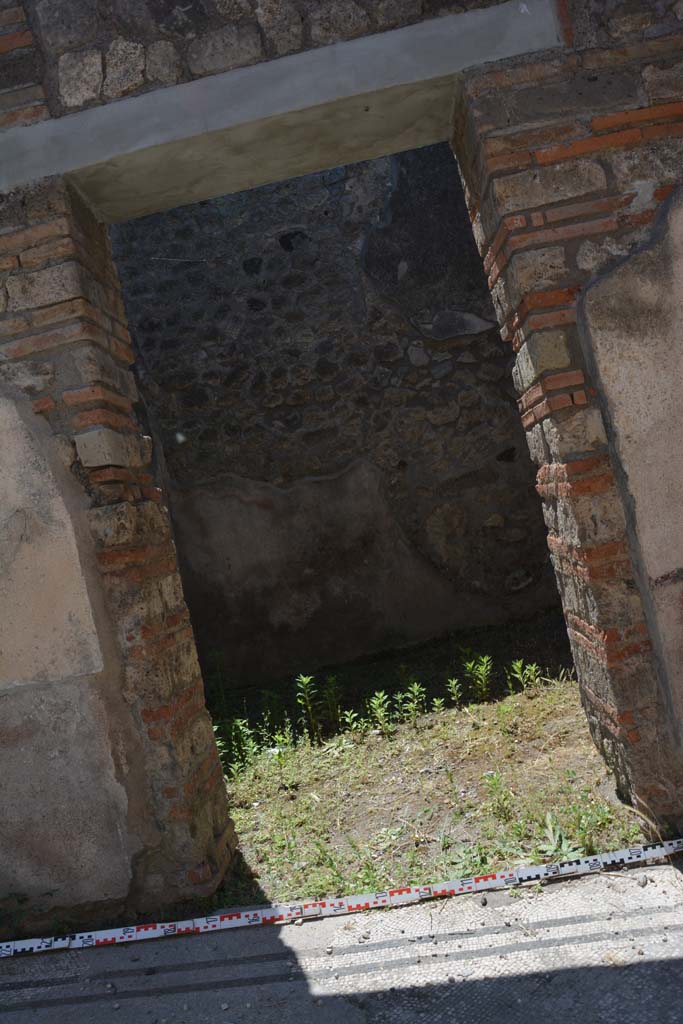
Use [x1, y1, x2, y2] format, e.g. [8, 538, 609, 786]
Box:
[3, 837, 682, 959]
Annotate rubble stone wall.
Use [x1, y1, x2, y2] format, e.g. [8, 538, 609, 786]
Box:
[111, 144, 557, 687]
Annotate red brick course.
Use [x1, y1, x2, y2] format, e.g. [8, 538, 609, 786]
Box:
[0, 28, 32, 55]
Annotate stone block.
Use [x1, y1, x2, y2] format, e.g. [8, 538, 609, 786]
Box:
[476, 70, 643, 131]
[375, 0, 421, 29]
[309, 0, 371, 45]
[524, 422, 549, 465]
[58, 49, 102, 108]
[34, 0, 98, 51]
[555, 490, 627, 548]
[507, 246, 568, 307]
[88, 500, 170, 549]
[489, 275, 510, 323]
[0, 358, 54, 395]
[607, 138, 683, 191]
[513, 330, 572, 391]
[608, 10, 654, 38]
[145, 40, 180, 85]
[541, 406, 608, 461]
[74, 426, 148, 468]
[642, 60, 683, 102]
[104, 38, 145, 99]
[73, 346, 138, 400]
[123, 636, 199, 704]
[187, 24, 262, 76]
[173, 710, 215, 767]
[0, 182, 66, 235]
[492, 160, 607, 215]
[408, 343, 430, 366]
[255, 0, 303, 56]
[159, 572, 185, 613]
[6, 261, 83, 311]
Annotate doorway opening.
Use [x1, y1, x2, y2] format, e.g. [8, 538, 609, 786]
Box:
[110, 142, 641, 906]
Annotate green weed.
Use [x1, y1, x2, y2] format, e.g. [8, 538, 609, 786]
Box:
[463, 653, 494, 702]
[446, 677, 463, 705]
[296, 673, 321, 743]
[506, 659, 543, 693]
[405, 680, 427, 727]
[482, 770, 515, 822]
[367, 690, 394, 737]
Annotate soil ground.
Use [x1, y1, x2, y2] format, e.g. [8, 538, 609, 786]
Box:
[216, 662, 644, 908]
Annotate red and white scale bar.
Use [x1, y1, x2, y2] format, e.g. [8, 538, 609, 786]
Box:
[2, 838, 682, 959]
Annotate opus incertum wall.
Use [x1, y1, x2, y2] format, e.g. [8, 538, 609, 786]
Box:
[111, 144, 559, 690]
[1, 0, 682, 933]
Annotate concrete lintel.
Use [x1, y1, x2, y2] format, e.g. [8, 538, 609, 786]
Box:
[0, 0, 560, 220]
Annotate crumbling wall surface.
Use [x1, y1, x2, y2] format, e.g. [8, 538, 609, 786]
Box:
[453, 7, 683, 827]
[112, 144, 557, 685]
[0, 177, 233, 935]
[582, 189, 683, 756]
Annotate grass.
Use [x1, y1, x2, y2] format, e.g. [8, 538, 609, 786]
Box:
[211, 672, 645, 908]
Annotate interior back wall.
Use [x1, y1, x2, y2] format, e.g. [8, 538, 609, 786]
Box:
[111, 143, 559, 688]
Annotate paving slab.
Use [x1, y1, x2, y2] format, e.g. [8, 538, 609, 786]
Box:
[1, 864, 682, 1023]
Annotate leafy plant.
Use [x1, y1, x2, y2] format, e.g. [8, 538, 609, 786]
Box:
[565, 792, 616, 855]
[405, 680, 427, 727]
[431, 696, 445, 714]
[506, 659, 542, 693]
[393, 689, 409, 722]
[448, 841, 491, 878]
[341, 708, 364, 734]
[367, 690, 394, 736]
[215, 717, 259, 778]
[463, 653, 494, 702]
[482, 770, 514, 822]
[446, 677, 463, 705]
[272, 714, 295, 750]
[296, 673, 321, 742]
[538, 812, 580, 860]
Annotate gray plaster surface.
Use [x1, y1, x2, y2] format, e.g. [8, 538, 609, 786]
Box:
[0, 0, 560, 220]
[0, 385, 139, 915]
[582, 191, 683, 743]
[2, 864, 683, 1022]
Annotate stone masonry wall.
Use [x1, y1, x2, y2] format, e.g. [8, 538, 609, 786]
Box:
[0, 176, 234, 933]
[452, 5, 683, 826]
[111, 143, 558, 687]
[11, 0, 510, 120]
[1, 1, 681, 132]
